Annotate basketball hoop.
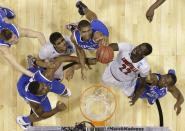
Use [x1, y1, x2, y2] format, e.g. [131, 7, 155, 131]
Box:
[80, 84, 117, 126]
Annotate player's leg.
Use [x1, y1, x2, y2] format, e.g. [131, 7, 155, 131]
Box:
[43, 61, 62, 80]
[53, 64, 64, 80]
[17, 97, 52, 130]
[76, 1, 97, 21]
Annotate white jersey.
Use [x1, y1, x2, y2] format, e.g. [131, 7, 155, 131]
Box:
[38, 36, 75, 60]
[102, 42, 150, 96]
[110, 42, 150, 81]
[38, 36, 75, 80]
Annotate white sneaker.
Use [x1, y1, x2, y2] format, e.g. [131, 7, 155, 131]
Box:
[27, 55, 36, 68]
[16, 116, 31, 130]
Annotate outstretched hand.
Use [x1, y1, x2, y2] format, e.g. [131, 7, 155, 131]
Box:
[128, 95, 138, 106]
[174, 103, 182, 115]
[146, 8, 155, 22]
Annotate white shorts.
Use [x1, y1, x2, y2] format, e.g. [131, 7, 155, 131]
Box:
[102, 64, 137, 96]
[54, 64, 64, 80]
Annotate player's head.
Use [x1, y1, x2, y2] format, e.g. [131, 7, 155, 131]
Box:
[28, 81, 50, 95]
[130, 43, 152, 63]
[93, 31, 104, 45]
[0, 28, 17, 44]
[158, 73, 177, 87]
[78, 20, 92, 41]
[49, 32, 67, 52]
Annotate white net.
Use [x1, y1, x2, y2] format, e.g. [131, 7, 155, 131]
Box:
[80, 84, 116, 122]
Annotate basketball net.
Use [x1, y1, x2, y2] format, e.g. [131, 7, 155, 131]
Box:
[80, 84, 117, 126]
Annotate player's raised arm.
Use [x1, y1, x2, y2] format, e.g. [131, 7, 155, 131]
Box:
[70, 33, 86, 80]
[19, 27, 46, 45]
[0, 46, 33, 77]
[129, 77, 147, 106]
[146, 0, 166, 22]
[35, 56, 80, 69]
[168, 86, 184, 115]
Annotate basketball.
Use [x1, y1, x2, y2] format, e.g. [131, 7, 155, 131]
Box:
[96, 45, 114, 64]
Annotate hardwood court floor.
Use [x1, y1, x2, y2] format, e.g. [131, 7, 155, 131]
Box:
[0, 0, 184, 131]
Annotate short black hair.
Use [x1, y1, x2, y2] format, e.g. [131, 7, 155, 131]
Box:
[49, 32, 62, 45]
[78, 20, 91, 30]
[168, 73, 177, 86]
[28, 81, 40, 95]
[142, 43, 153, 56]
[0, 28, 13, 41]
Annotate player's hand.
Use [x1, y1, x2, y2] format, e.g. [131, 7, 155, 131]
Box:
[128, 95, 137, 106]
[146, 8, 155, 22]
[86, 64, 92, 70]
[56, 101, 67, 111]
[174, 103, 181, 115]
[65, 67, 75, 81]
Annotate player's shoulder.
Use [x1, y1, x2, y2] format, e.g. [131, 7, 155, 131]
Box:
[39, 42, 54, 59]
[117, 42, 134, 51]
[138, 58, 150, 70]
[40, 42, 53, 51]
[64, 35, 73, 44]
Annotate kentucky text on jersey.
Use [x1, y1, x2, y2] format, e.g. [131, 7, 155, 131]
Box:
[74, 19, 109, 50]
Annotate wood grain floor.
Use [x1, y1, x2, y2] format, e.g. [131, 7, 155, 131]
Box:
[0, 0, 185, 131]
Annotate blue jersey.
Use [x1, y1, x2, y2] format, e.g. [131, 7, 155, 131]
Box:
[74, 19, 109, 50]
[138, 74, 168, 104]
[17, 67, 66, 105]
[0, 7, 19, 47]
[91, 19, 109, 37]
